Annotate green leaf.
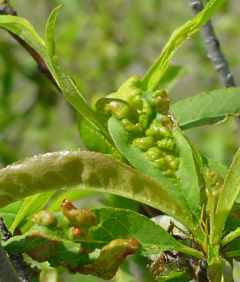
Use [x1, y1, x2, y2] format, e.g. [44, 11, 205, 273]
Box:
[173, 128, 201, 219]
[142, 0, 224, 91]
[156, 65, 186, 91]
[0, 150, 194, 229]
[107, 117, 193, 226]
[45, 5, 63, 58]
[9, 192, 53, 233]
[201, 155, 227, 179]
[0, 15, 46, 60]
[78, 117, 115, 154]
[0, 201, 22, 228]
[213, 149, 240, 244]
[47, 188, 97, 212]
[3, 225, 90, 268]
[0, 10, 109, 141]
[108, 117, 176, 187]
[44, 6, 110, 139]
[90, 208, 202, 258]
[171, 88, 240, 129]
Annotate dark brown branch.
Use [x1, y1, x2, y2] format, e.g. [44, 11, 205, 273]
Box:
[0, 218, 32, 282]
[190, 0, 236, 87]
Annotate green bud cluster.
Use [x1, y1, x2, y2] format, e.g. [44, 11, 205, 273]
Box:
[104, 76, 179, 177]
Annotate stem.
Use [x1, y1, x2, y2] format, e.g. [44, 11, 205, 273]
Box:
[221, 227, 240, 247]
[0, 243, 20, 282]
[190, 0, 236, 87]
[0, 218, 32, 282]
[180, 245, 203, 259]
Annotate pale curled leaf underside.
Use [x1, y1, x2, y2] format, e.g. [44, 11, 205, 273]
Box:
[0, 151, 194, 229]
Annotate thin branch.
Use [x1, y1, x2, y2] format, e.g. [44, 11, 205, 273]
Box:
[0, 218, 32, 282]
[0, 243, 20, 282]
[190, 0, 236, 87]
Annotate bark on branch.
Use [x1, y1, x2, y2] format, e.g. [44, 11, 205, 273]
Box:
[190, 0, 236, 87]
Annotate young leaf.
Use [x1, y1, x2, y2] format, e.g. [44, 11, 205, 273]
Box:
[107, 117, 193, 222]
[90, 208, 202, 258]
[108, 117, 177, 187]
[142, 0, 224, 91]
[0, 15, 46, 60]
[44, 6, 110, 139]
[0, 201, 22, 228]
[173, 128, 201, 219]
[9, 192, 53, 233]
[213, 149, 240, 244]
[0, 150, 194, 229]
[3, 225, 91, 268]
[171, 87, 240, 129]
[156, 65, 186, 91]
[0, 10, 109, 140]
[48, 189, 97, 212]
[78, 117, 116, 155]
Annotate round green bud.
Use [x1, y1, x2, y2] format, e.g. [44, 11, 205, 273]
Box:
[157, 138, 175, 151]
[155, 114, 173, 127]
[129, 94, 143, 110]
[154, 158, 168, 169]
[104, 101, 129, 119]
[32, 210, 56, 226]
[145, 147, 164, 161]
[165, 155, 179, 170]
[154, 90, 170, 114]
[132, 136, 155, 151]
[146, 122, 172, 138]
[121, 119, 144, 135]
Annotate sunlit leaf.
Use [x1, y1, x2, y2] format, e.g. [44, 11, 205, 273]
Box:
[213, 149, 240, 244]
[142, 0, 224, 91]
[171, 88, 240, 129]
[0, 150, 194, 229]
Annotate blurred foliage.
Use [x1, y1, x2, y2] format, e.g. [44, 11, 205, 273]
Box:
[0, 0, 240, 280]
[0, 0, 239, 166]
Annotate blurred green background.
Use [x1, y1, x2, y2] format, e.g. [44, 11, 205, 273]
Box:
[0, 0, 239, 167]
[0, 1, 240, 280]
